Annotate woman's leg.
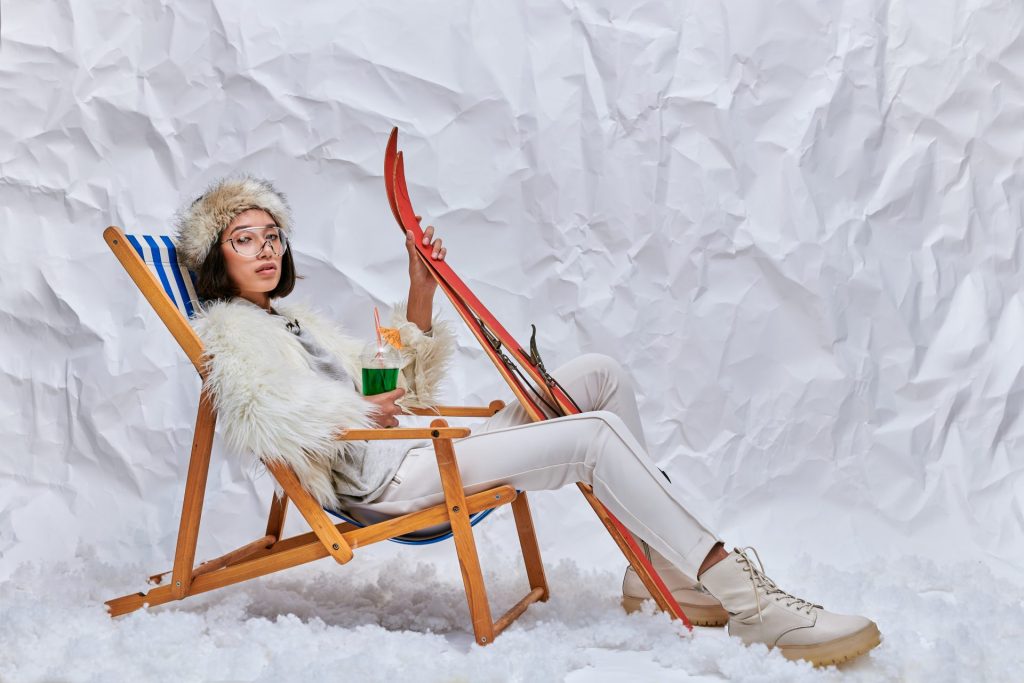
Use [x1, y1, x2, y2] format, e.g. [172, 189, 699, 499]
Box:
[470, 353, 650, 445]
[359, 407, 719, 577]
[352, 353, 880, 664]
[473, 353, 723, 611]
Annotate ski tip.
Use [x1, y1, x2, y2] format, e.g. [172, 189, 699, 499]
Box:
[386, 128, 399, 163]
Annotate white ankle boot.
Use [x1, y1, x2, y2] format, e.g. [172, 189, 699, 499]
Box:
[698, 548, 881, 666]
[620, 541, 728, 627]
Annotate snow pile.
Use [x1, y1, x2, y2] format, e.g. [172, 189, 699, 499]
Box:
[1, 537, 1020, 682]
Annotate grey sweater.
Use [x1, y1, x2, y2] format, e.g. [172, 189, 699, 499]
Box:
[284, 315, 428, 506]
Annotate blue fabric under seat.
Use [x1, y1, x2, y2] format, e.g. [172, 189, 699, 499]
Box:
[324, 505, 497, 546]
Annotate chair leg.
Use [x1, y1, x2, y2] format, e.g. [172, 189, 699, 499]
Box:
[171, 389, 217, 599]
[430, 422, 496, 646]
[265, 489, 289, 542]
[511, 492, 549, 601]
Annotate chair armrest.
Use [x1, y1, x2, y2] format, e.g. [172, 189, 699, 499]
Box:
[407, 400, 506, 418]
[336, 427, 471, 441]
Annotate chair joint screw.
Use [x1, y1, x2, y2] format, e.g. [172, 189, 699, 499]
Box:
[332, 543, 340, 550]
[431, 429, 440, 438]
[452, 505, 461, 513]
[480, 636, 488, 643]
[175, 581, 181, 587]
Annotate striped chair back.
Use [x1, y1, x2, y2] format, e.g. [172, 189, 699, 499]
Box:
[125, 234, 200, 318]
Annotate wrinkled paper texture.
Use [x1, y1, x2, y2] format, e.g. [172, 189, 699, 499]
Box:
[2, 0, 1023, 580]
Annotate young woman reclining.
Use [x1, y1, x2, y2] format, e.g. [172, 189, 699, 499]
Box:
[174, 175, 881, 667]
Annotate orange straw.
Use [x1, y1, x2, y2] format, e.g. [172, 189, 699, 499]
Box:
[373, 306, 384, 357]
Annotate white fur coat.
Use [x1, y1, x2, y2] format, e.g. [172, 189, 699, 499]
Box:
[191, 297, 456, 506]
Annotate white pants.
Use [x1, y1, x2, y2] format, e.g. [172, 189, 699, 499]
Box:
[350, 353, 719, 577]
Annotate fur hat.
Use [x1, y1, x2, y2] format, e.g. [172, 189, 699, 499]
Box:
[173, 176, 293, 271]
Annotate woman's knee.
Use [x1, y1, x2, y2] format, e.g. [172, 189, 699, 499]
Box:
[584, 410, 632, 441]
[574, 353, 627, 382]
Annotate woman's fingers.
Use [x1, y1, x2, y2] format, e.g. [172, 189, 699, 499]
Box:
[419, 225, 445, 259]
[366, 388, 407, 428]
[407, 221, 448, 263]
[382, 387, 406, 402]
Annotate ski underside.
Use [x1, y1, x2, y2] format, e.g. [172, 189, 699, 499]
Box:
[383, 128, 693, 631]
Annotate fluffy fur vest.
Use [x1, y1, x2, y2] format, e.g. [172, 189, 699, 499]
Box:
[191, 297, 456, 506]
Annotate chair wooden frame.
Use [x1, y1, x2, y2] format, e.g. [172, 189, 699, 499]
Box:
[102, 226, 548, 646]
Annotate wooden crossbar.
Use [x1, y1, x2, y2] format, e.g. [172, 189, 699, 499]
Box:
[107, 485, 518, 616]
[407, 400, 506, 417]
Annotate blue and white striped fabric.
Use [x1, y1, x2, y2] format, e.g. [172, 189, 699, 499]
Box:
[126, 234, 200, 318]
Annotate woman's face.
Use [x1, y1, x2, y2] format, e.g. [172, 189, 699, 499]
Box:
[220, 208, 284, 306]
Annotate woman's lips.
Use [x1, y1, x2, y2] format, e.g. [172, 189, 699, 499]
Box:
[255, 264, 278, 275]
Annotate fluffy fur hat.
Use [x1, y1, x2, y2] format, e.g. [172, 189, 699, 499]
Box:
[173, 176, 293, 271]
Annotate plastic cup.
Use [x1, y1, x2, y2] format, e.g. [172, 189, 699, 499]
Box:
[361, 342, 402, 396]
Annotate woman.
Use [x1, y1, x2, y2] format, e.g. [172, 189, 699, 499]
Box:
[175, 176, 881, 667]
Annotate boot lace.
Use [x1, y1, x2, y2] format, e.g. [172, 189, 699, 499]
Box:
[735, 547, 820, 622]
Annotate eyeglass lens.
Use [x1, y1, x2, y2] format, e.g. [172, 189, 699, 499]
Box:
[231, 228, 288, 256]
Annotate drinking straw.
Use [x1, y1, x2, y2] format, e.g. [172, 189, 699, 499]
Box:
[373, 306, 384, 357]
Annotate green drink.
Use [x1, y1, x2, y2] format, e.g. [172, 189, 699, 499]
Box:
[360, 341, 403, 396]
[361, 366, 400, 396]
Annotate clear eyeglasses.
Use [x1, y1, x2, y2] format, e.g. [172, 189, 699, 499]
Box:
[221, 227, 289, 257]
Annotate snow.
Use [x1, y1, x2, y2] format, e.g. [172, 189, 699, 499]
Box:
[2, 528, 1020, 682]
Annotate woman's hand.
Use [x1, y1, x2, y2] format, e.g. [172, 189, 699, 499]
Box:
[364, 387, 406, 428]
[406, 219, 447, 295]
[406, 217, 446, 332]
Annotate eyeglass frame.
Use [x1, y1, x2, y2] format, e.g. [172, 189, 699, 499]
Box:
[220, 226, 289, 257]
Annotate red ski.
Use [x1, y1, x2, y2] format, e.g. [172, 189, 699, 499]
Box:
[383, 128, 693, 630]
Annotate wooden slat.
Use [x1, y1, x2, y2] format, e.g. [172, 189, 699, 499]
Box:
[430, 419, 495, 645]
[265, 460, 354, 564]
[253, 485, 515, 558]
[407, 400, 505, 417]
[511, 492, 549, 601]
[336, 427, 470, 441]
[493, 587, 546, 637]
[103, 226, 205, 374]
[107, 485, 517, 617]
[192, 534, 276, 579]
[265, 490, 288, 540]
[170, 389, 217, 599]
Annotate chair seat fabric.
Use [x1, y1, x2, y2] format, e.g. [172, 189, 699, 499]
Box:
[324, 505, 496, 546]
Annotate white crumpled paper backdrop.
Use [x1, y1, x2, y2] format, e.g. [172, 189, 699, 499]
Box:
[3, 0, 1023, 590]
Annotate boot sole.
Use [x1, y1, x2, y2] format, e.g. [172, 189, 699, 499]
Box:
[620, 596, 729, 627]
[778, 621, 882, 667]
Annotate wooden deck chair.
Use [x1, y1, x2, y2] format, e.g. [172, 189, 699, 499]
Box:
[102, 226, 549, 646]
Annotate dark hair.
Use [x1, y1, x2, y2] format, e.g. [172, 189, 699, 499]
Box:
[195, 238, 298, 303]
